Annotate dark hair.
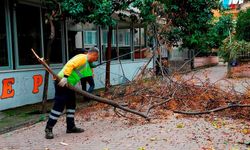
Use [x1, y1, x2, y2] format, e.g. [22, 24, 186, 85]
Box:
[88, 47, 99, 54]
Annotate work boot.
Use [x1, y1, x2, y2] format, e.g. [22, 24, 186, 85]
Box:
[66, 126, 85, 133]
[45, 128, 54, 139]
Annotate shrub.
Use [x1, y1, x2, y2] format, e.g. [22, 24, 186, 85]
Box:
[235, 8, 250, 41]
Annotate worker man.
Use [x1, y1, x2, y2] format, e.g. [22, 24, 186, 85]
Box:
[76, 48, 96, 100]
[45, 47, 99, 139]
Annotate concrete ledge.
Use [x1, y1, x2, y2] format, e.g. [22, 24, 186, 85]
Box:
[194, 56, 219, 68]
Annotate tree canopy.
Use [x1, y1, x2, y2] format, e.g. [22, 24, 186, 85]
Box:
[44, 0, 140, 27]
[236, 8, 250, 42]
[44, 0, 233, 54]
[133, 0, 223, 53]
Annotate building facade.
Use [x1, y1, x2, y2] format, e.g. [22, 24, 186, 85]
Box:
[0, 0, 152, 111]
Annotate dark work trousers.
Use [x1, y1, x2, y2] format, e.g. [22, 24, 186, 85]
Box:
[81, 76, 95, 101]
[81, 76, 95, 94]
[46, 82, 76, 130]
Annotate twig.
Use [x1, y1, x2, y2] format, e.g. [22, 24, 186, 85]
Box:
[146, 97, 173, 115]
[174, 104, 250, 115]
[146, 88, 177, 115]
[133, 54, 154, 81]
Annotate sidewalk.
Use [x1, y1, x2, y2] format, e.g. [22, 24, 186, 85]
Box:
[184, 63, 249, 93]
[0, 106, 250, 150]
[0, 65, 250, 150]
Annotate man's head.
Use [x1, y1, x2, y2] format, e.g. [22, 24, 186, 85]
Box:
[87, 47, 99, 62]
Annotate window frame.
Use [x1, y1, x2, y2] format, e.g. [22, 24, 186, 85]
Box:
[13, 1, 65, 69]
[84, 30, 97, 45]
[44, 20, 66, 67]
[13, 2, 43, 69]
[0, 0, 13, 70]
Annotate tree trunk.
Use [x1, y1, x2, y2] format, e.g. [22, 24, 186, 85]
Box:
[41, 19, 55, 113]
[105, 26, 112, 91]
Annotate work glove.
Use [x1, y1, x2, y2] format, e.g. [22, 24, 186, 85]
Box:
[58, 77, 68, 87]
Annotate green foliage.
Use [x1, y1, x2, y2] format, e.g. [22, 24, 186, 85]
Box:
[158, 0, 220, 52]
[218, 9, 250, 63]
[44, 0, 138, 27]
[235, 8, 250, 42]
[205, 15, 234, 50]
[44, 0, 229, 56]
[132, 0, 155, 24]
[218, 35, 250, 62]
[163, 27, 182, 45]
[58, 0, 116, 25]
[60, 0, 84, 16]
[132, 0, 227, 55]
[88, 0, 116, 26]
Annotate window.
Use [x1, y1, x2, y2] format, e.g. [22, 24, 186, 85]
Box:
[118, 31, 124, 45]
[102, 30, 116, 46]
[119, 29, 131, 60]
[125, 31, 130, 46]
[84, 31, 97, 45]
[134, 28, 147, 59]
[67, 31, 83, 59]
[15, 3, 42, 66]
[0, 1, 8, 67]
[43, 20, 63, 64]
[134, 28, 140, 46]
[101, 29, 118, 61]
[75, 31, 83, 48]
[101, 27, 146, 61]
[102, 31, 107, 45]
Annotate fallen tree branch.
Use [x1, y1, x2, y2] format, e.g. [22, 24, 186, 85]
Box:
[133, 54, 154, 81]
[146, 97, 173, 115]
[174, 104, 250, 115]
[31, 49, 149, 120]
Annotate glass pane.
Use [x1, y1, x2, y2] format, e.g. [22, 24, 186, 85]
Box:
[0, 1, 9, 66]
[101, 29, 118, 61]
[16, 4, 41, 65]
[102, 31, 107, 45]
[43, 20, 63, 64]
[125, 31, 130, 45]
[68, 31, 81, 59]
[112, 30, 116, 45]
[75, 31, 82, 48]
[92, 32, 96, 44]
[118, 31, 124, 45]
[119, 29, 131, 60]
[135, 28, 147, 59]
[87, 32, 92, 44]
[84, 31, 97, 45]
[68, 30, 88, 59]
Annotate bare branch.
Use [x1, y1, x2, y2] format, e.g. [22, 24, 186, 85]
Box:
[174, 104, 250, 115]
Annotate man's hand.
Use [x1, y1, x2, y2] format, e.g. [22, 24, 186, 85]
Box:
[58, 77, 68, 87]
